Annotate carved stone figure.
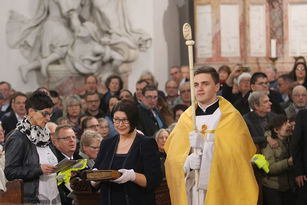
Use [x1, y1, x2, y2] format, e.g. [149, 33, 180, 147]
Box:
[7, 0, 152, 83]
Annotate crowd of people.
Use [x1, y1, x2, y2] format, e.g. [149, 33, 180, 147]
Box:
[0, 57, 307, 204]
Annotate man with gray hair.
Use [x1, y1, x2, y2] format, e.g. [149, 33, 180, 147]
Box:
[243, 91, 277, 148]
[285, 85, 307, 119]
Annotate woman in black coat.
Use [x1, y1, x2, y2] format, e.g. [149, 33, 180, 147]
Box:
[4, 91, 60, 204]
[94, 100, 162, 205]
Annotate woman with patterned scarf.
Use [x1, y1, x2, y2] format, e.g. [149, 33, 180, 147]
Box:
[4, 91, 61, 204]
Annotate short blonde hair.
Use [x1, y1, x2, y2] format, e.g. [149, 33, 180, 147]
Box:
[80, 130, 102, 152]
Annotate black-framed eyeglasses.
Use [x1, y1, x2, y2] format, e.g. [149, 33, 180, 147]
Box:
[57, 136, 76, 141]
[113, 118, 129, 125]
[36, 110, 52, 118]
[144, 95, 158, 100]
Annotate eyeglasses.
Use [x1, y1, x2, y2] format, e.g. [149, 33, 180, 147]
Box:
[296, 67, 306, 71]
[144, 95, 158, 100]
[113, 118, 129, 125]
[36, 110, 52, 118]
[256, 82, 269, 86]
[68, 104, 80, 108]
[180, 89, 191, 94]
[89, 146, 100, 150]
[57, 136, 76, 141]
[166, 86, 178, 89]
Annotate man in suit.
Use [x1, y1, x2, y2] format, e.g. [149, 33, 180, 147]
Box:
[53, 125, 82, 205]
[1, 92, 27, 136]
[137, 85, 167, 137]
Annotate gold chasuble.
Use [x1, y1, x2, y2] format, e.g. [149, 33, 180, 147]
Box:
[164, 96, 258, 205]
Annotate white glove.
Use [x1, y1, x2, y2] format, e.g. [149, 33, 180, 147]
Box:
[186, 153, 201, 170]
[112, 169, 136, 184]
[189, 131, 204, 149]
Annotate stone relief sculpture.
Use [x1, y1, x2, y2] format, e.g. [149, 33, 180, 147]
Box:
[6, 0, 151, 83]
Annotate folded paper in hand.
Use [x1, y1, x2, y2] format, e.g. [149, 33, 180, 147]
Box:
[56, 158, 80, 172]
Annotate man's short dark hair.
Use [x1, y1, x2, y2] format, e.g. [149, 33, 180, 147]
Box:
[105, 75, 123, 91]
[25, 91, 54, 112]
[194, 66, 219, 84]
[142, 84, 158, 96]
[267, 115, 288, 138]
[278, 74, 294, 83]
[11, 92, 27, 104]
[49, 90, 59, 98]
[0, 81, 11, 90]
[85, 92, 100, 101]
[111, 100, 138, 133]
[250, 72, 267, 85]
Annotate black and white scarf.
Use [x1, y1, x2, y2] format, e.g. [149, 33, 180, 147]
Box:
[16, 117, 50, 147]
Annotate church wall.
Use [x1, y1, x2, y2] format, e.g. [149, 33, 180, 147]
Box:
[0, 0, 182, 94]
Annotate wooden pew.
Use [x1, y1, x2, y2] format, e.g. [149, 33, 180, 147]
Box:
[71, 177, 171, 205]
[0, 179, 24, 204]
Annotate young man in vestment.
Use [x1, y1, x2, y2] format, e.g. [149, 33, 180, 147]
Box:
[164, 67, 258, 205]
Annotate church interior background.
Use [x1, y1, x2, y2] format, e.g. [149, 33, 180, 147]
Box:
[0, 0, 305, 94]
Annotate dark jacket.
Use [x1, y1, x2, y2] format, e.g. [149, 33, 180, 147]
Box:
[137, 105, 167, 137]
[94, 133, 162, 205]
[243, 111, 276, 148]
[292, 110, 307, 177]
[54, 147, 82, 205]
[1, 111, 18, 136]
[4, 130, 47, 203]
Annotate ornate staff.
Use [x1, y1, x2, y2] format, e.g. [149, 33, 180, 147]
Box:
[182, 23, 199, 205]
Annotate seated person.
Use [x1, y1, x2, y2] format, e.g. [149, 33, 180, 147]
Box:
[53, 125, 82, 205]
[154, 128, 170, 179]
[97, 118, 111, 139]
[79, 130, 102, 169]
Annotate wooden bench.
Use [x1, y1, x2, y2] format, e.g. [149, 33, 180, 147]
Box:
[0, 179, 24, 204]
[71, 177, 171, 205]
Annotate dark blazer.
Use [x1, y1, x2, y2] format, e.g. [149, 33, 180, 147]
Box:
[243, 111, 276, 148]
[292, 110, 307, 177]
[1, 111, 18, 136]
[137, 105, 167, 137]
[54, 147, 82, 205]
[4, 130, 54, 204]
[94, 133, 162, 205]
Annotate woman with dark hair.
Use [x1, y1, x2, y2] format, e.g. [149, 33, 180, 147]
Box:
[172, 104, 188, 122]
[218, 65, 231, 94]
[261, 115, 296, 205]
[157, 96, 174, 126]
[4, 91, 61, 204]
[289, 62, 307, 88]
[100, 75, 123, 113]
[94, 100, 162, 205]
[119, 89, 134, 103]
